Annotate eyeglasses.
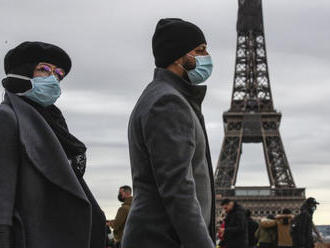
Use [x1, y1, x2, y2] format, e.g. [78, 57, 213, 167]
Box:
[35, 63, 65, 81]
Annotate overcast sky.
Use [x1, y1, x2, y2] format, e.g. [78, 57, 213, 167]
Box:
[1, 0, 329, 225]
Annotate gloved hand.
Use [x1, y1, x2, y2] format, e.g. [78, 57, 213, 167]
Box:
[0, 225, 13, 248]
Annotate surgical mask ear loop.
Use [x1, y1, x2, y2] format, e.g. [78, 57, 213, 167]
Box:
[186, 54, 197, 65]
[175, 62, 188, 73]
[181, 53, 197, 70]
[175, 53, 195, 72]
[6, 74, 32, 81]
[5, 74, 33, 96]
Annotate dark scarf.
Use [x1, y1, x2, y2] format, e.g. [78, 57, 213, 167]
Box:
[3, 77, 87, 178]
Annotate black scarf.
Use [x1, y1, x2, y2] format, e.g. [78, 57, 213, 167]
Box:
[25, 97, 87, 178]
[2, 77, 87, 178]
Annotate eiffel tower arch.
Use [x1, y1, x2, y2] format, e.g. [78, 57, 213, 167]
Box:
[214, 0, 305, 221]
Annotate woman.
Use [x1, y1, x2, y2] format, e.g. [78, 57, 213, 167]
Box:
[0, 41, 106, 248]
[260, 209, 294, 248]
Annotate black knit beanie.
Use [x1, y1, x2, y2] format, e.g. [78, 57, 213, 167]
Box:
[152, 18, 206, 68]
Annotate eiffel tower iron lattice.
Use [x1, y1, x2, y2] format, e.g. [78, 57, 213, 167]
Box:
[214, 0, 305, 219]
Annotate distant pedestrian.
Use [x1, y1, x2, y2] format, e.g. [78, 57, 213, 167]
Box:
[291, 197, 319, 248]
[218, 220, 226, 247]
[246, 209, 259, 248]
[260, 209, 294, 248]
[0, 41, 106, 248]
[255, 215, 277, 248]
[220, 199, 249, 248]
[109, 186, 133, 248]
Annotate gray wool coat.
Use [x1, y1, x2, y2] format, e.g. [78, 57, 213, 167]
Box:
[122, 68, 216, 248]
[0, 92, 106, 248]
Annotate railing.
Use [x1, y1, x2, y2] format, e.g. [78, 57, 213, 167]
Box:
[216, 187, 305, 198]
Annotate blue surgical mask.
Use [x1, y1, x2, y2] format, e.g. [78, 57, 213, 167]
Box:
[186, 54, 213, 85]
[9, 74, 62, 107]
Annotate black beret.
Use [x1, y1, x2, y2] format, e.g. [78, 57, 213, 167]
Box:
[306, 197, 319, 206]
[4, 41, 72, 76]
[152, 18, 206, 68]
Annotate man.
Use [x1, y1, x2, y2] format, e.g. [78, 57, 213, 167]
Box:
[122, 18, 215, 248]
[109, 186, 132, 248]
[220, 199, 248, 248]
[291, 197, 319, 248]
[246, 209, 258, 248]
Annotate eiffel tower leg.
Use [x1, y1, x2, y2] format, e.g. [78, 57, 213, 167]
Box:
[215, 129, 243, 189]
[262, 123, 296, 188]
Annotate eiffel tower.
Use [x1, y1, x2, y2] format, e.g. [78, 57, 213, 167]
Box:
[214, 0, 305, 220]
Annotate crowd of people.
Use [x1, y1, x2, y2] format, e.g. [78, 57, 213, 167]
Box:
[217, 197, 320, 248]
[105, 190, 321, 248]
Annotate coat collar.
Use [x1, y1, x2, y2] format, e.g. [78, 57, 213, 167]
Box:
[5, 92, 89, 203]
[153, 68, 207, 108]
[122, 196, 133, 207]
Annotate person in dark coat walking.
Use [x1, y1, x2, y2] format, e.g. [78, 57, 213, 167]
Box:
[291, 197, 319, 248]
[0, 41, 106, 248]
[246, 209, 258, 248]
[122, 18, 215, 248]
[220, 199, 249, 248]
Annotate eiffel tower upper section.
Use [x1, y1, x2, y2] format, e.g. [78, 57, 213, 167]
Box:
[231, 0, 273, 113]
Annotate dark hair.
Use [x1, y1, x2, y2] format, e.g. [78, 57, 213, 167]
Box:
[246, 209, 252, 217]
[120, 185, 132, 194]
[267, 214, 275, 220]
[221, 198, 232, 206]
[282, 208, 291, 214]
[282, 208, 291, 225]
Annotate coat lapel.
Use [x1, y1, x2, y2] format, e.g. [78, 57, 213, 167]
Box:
[6, 92, 89, 203]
